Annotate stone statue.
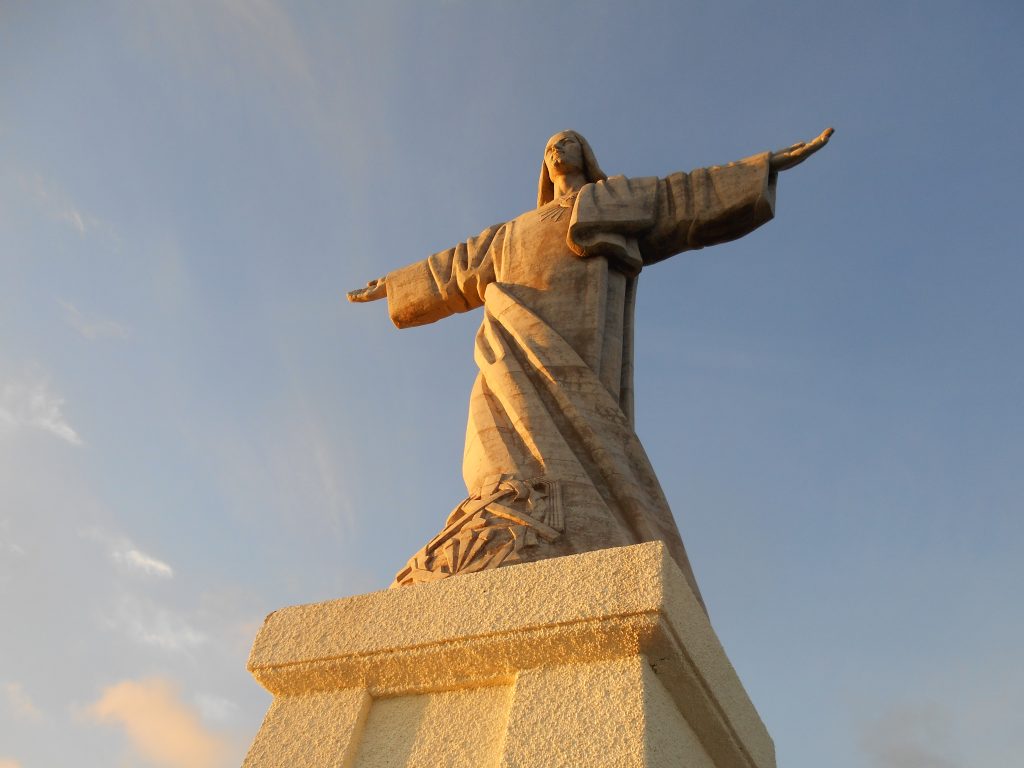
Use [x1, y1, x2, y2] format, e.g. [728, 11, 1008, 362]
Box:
[349, 128, 832, 604]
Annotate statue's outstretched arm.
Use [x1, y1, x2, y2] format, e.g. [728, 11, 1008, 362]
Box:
[637, 127, 832, 264]
[347, 277, 387, 303]
[345, 221, 504, 328]
[769, 127, 833, 173]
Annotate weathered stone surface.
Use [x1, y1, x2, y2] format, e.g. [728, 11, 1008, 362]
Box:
[243, 541, 775, 768]
[349, 128, 831, 596]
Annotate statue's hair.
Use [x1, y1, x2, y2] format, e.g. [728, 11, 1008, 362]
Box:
[537, 130, 607, 207]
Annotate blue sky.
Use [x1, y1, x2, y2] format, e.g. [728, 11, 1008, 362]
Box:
[1, 1, 1022, 766]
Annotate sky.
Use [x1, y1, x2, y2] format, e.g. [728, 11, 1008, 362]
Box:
[1, 1, 1022, 766]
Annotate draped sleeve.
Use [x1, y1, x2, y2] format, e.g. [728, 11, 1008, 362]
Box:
[639, 151, 777, 265]
[567, 152, 777, 273]
[385, 222, 506, 329]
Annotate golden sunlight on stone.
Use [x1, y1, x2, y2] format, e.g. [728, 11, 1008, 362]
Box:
[242, 543, 775, 768]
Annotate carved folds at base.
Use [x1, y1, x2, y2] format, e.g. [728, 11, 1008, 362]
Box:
[392, 476, 564, 587]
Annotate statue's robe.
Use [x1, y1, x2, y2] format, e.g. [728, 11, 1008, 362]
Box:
[385, 152, 777, 603]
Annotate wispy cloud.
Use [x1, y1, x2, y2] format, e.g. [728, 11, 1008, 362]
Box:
[114, 548, 174, 578]
[0, 541, 26, 557]
[109, 594, 206, 652]
[88, 677, 234, 768]
[58, 300, 132, 341]
[0, 371, 82, 445]
[2, 682, 43, 723]
[0, 519, 27, 558]
[194, 693, 238, 724]
[20, 174, 107, 239]
[81, 528, 174, 579]
[80, 530, 195, 651]
[860, 703, 961, 768]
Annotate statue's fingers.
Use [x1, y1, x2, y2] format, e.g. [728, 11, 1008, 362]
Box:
[805, 128, 833, 151]
[775, 141, 804, 155]
[787, 147, 812, 165]
[777, 150, 809, 171]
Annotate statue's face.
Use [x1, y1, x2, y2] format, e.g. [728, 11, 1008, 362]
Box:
[544, 133, 584, 178]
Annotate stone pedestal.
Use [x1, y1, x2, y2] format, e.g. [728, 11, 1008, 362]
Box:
[242, 542, 775, 768]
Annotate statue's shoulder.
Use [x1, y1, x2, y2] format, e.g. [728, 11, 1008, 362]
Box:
[589, 174, 659, 197]
[581, 176, 659, 214]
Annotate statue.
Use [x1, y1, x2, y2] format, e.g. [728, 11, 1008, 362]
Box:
[349, 128, 832, 605]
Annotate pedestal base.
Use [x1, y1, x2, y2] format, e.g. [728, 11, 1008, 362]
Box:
[242, 542, 775, 767]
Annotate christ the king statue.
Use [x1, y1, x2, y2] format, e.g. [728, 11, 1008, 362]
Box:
[349, 127, 832, 607]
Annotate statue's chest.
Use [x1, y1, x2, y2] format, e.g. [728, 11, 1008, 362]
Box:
[497, 208, 611, 366]
[501, 207, 588, 292]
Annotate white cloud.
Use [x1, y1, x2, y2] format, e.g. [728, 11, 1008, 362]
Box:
[0, 536, 26, 561]
[2, 682, 43, 723]
[21, 174, 103, 238]
[88, 677, 235, 768]
[58, 300, 132, 341]
[194, 693, 238, 724]
[114, 548, 174, 578]
[0, 372, 82, 445]
[0, 541, 26, 556]
[81, 528, 174, 579]
[110, 594, 206, 652]
[0, 519, 26, 558]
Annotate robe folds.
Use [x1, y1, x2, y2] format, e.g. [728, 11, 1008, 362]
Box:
[386, 152, 777, 603]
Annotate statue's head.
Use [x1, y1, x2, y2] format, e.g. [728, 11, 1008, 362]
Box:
[537, 130, 607, 207]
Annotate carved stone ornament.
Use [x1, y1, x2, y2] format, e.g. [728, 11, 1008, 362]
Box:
[394, 477, 563, 587]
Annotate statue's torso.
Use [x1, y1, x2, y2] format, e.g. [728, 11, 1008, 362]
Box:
[495, 202, 626, 396]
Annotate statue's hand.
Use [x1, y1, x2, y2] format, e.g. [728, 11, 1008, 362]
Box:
[347, 277, 387, 303]
[769, 127, 833, 172]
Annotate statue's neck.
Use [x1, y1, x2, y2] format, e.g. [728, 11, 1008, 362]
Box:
[551, 171, 587, 200]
